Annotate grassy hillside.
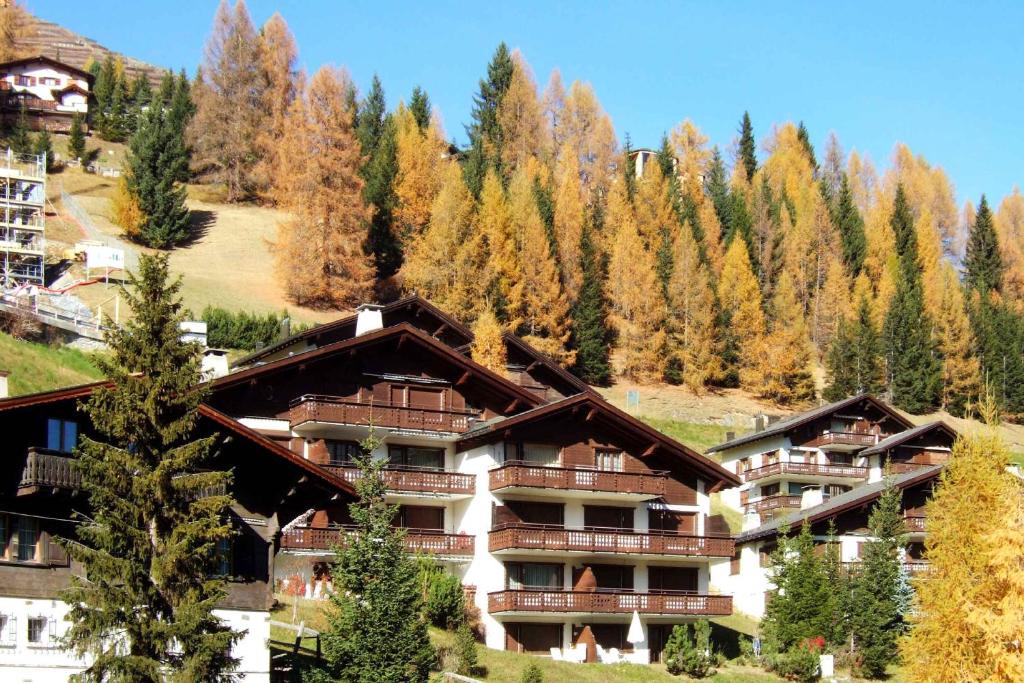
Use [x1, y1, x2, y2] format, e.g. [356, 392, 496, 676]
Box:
[0, 332, 103, 396]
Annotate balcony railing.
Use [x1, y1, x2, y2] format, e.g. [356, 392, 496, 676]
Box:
[804, 432, 879, 449]
[844, 560, 930, 575]
[490, 462, 667, 497]
[742, 461, 870, 482]
[489, 523, 734, 557]
[280, 525, 474, 556]
[19, 448, 79, 491]
[487, 590, 732, 616]
[904, 515, 927, 532]
[289, 394, 481, 434]
[323, 464, 475, 496]
[744, 494, 802, 514]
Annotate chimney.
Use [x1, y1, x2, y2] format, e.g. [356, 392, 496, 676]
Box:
[753, 415, 767, 433]
[0, 370, 8, 399]
[801, 486, 824, 510]
[355, 303, 384, 336]
[725, 431, 735, 442]
[201, 349, 230, 380]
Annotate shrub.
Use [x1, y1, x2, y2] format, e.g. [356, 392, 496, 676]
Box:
[664, 621, 715, 678]
[416, 559, 465, 629]
[201, 306, 289, 350]
[455, 623, 478, 676]
[520, 662, 543, 683]
[767, 642, 820, 683]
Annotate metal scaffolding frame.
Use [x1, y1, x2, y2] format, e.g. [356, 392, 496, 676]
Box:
[0, 148, 46, 287]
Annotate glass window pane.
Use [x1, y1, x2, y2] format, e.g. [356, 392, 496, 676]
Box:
[18, 518, 38, 562]
[405, 447, 443, 470]
[63, 421, 78, 452]
[47, 419, 61, 451]
[522, 444, 558, 465]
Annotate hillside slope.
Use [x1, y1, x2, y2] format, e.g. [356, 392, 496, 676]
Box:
[0, 331, 102, 396]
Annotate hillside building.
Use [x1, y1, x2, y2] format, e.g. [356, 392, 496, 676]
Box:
[0, 149, 46, 287]
[0, 55, 91, 132]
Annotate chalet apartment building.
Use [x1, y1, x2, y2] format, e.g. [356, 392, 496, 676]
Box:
[0, 55, 91, 132]
[705, 395, 956, 618]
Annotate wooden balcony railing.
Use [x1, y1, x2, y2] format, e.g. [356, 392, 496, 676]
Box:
[323, 464, 475, 496]
[844, 560, 930, 575]
[887, 462, 928, 475]
[280, 525, 474, 556]
[744, 494, 802, 514]
[19, 448, 79, 491]
[289, 395, 481, 434]
[487, 590, 732, 616]
[743, 461, 870, 482]
[490, 462, 667, 497]
[489, 524, 734, 557]
[904, 515, 927, 532]
[804, 432, 879, 449]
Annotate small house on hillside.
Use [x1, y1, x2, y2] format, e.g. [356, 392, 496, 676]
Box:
[0, 55, 91, 132]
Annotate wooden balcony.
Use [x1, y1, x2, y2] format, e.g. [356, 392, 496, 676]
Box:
[323, 464, 475, 497]
[489, 524, 734, 557]
[490, 462, 667, 499]
[289, 394, 481, 434]
[487, 590, 732, 616]
[280, 525, 474, 557]
[904, 515, 927, 532]
[742, 461, 869, 482]
[844, 560, 930, 575]
[18, 448, 79, 493]
[804, 432, 879, 449]
[744, 494, 802, 514]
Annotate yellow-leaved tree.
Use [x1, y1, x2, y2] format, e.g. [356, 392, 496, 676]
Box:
[470, 306, 508, 376]
[901, 414, 1024, 682]
[935, 263, 982, 416]
[496, 52, 547, 178]
[718, 238, 765, 389]
[754, 271, 816, 404]
[667, 224, 722, 392]
[606, 180, 666, 382]
[552, 144, 586, 300]
[394, 103, 447, 245]
[995, 188, 1024, 309]
[478, 169, 520, 320]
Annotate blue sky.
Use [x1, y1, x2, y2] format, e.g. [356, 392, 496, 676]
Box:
[30, 1, 1024, 205]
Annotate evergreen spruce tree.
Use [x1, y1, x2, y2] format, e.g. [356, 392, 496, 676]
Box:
[706, 147, 733, 239]
[167, 70, 195, 183]
[623, 132, 637, 201]
[463, 42, 514, 196]
[821, 521, 851, 647]
[316, 431, 435, 682]
[124, 93, 191, 248]
[128, 72, 153, 134]
[91, 55, 115, 133]
[356, 77, 401, 278]
[850, 477, 907, 678]
[824, 295, 885, 400]
[796, 121, 817, 170]
[883, 185, 941, 412]
[68, 111, 87, 161]
[762, 523, 832, 653]
[158, 70, 176, 107]
[833, 173, 867, 275]
[964, 195, 1003, 294]
[533, 176, 558, 259]
[409, 86, 431, 131]
[61, 254, 239, 681]
[738, 111, 757, 182]
[11, 102, 31, 155]
[103, 69, 130, 142]
[970, 297, 1024, 417]
[32, 128, 53, 173]
[571, 222, 612, 385]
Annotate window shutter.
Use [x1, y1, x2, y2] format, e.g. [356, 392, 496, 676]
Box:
[48, 617, 56, 642]
[8, 616, 16, 643]
[47, 535, 68, 567]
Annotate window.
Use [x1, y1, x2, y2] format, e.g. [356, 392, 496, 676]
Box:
[595, 449, 624, 472]
[761, 483, 781, 498]
[584, 506, 633, 530]
[0, 614, 13, 645]
[824, 484, 851, 499]
[396, 505, 444, 530]
[587, 623, 631, 651]
[0, 515, 6, 560]
[648, 509, 696, 534]
[27, 616, 49, 644]
[46, 418, 78, 452]
[737, 457, 752, 473]
[828, 453, 854, 466]
[506, 562, 562, 590]
[588, 564, 633, 591]
[505, 623, 562, 653]
[787, 482, 811, 496]
[502, 500, 563, 526]
[214, 537, 232, 577]
[388, 445, 444, 470]
[760, 543, 777, 567]
[764, 451, 780, 466]
[326, 440, 361, 466]
[521, 443, 559, 465]
[17, 517, 39, 562]
[649, 566, 696, 593]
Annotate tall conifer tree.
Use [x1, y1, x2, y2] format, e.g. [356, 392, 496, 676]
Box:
[738, 111, 757, 182]
[357, 77, 401, 278]
[61, 254, 238, 681]
[824, 295, 885, 400]
[833, 173, 867, 275]
[571, 222, 612, 385]
[463, 42, 514, 196]
[964, 195, 1003, 294]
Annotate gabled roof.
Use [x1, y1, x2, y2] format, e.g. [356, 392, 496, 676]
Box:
[0, 55, 93, 82]
[212, 322, 544, 409]
[0, 381, 355, 497]
[706, 394, 915, 454]
[234, 295, 472, 367]
[860, 421, 957, 456]
[499, 331, 591, 395]
[457, 393, 741, 488]
[736, 465, 943, 544]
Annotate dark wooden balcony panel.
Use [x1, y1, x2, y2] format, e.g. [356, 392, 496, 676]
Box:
[804, 432, 879, 449]
[487, 590, 732, 616]
[280, 525, 474, 556]
[323, 464, 475, 496]
[289, 395, 480, 434]
[744, 494, 802, 514]
[18, 448, 79, 492]
[742, 461, 870, 482]
[489, 462, 667, 496]
[488, 524, 734, 557]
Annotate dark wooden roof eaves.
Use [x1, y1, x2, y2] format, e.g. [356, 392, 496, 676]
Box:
[859, 421, 957, 456]
[457, 393, 741, 487]
[0, 381, 107, 411]
[706, 394, 915, 453]
[736, 465, 943, 544]
[197, 404, 356, 497]
[0, 54, 94, 81]
[212, 323, 543, 408]
[500, 332, 590, 395]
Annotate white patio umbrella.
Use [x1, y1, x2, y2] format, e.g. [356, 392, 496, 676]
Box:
[627, 609, 645, 645]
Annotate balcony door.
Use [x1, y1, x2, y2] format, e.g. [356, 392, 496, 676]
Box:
[506, 562, 563, 590]
[649, 565, 697, 593]
[388, 445, 444, 470]
[584, 506, 634, 531]
[395, 505, 444, 531]
[649, 509, 696, 534]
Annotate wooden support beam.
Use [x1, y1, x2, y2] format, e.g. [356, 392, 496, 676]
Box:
[708, 480, 725, 494]
[641, 443, 658, 457]
[526, 360, 541, 372]
[396, 335, 406, 351]
[434, 322, 448, 337]
[456, 370, 472, 387]
[584, 408, 598, 422]
[504, 398, 520, 413]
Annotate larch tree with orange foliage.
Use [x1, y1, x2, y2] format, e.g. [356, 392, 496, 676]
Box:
[552, 144, 586, 300]
[470, 307, 508, 376]
[667, 225, 722, 392]
[935, 263, 982, 416]
[605, 180, 667, 382]
[755, 271, 816, 404]
[478, 169, 520, 320]
[496, 53, 547, 179]
[253, 12, 301, 199]
[273, 66, 374, 308]
[719, 238, 766, 389]
[393, 104, 446, 246]
[559, 81, 617, 201]
[0, 0, 28, 62]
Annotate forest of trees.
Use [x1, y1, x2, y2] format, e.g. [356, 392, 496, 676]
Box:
[106, 1, 1024, 420]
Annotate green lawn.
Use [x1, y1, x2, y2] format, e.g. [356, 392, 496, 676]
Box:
[0, 332, 103, 396]
[637, 416, 734, 455]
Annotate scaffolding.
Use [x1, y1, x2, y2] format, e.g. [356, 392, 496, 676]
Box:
[0, 148, 46, 287]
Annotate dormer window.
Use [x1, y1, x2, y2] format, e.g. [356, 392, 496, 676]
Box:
[46, 418, 77, 453]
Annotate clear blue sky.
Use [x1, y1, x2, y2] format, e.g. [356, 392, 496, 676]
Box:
[30, 0, 1024, 205]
